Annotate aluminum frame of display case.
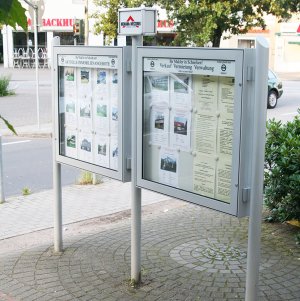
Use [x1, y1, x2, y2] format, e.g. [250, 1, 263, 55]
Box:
[136, 46, 257, 217]
[53, 46, 132, 182]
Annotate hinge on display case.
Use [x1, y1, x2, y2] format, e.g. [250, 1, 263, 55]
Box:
[242, 187, 250, 203]
[246, 67, 254, 81]
[126, 60, 132, 72]
[126, 157, 132, 170]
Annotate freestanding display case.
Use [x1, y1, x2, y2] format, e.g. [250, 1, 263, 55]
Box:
[53, 46, 132, 182]
[136, 47, 256, 217]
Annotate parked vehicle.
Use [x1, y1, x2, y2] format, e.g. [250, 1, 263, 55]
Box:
[268, 70, 283, 109]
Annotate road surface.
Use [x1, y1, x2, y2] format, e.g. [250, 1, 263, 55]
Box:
[1, 136, 80, 197]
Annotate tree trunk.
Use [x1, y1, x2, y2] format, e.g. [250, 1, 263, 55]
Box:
[212, 26, 222, 47]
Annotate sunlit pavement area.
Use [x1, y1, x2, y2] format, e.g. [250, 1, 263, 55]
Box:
[0, 194, 299, 301]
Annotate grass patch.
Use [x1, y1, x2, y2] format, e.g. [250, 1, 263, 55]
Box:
[0, 76, 14, 97]
[22, 187, 31, 196]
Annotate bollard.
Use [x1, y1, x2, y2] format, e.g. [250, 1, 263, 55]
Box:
[0, 135, 5, 203]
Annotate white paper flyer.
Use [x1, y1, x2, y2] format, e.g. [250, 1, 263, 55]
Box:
[94, 135, 110, 168]
[78, 131, 93, 163]
[159, 147, 179, 187]
[170, 108, 191, 151]
[110, 135, 119, 171]
[150, 104, 170, 146]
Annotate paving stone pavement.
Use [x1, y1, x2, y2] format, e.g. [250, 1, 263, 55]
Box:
[0, 197, 299, 301]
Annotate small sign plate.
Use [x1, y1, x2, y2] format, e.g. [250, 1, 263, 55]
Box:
[118, 8, 156, 36]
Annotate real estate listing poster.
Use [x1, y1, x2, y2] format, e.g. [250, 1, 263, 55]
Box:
[150, 104, 169, 146]
[65, 129, 78, 159]
[78, 131, 93, 163]
[169, 108, 191, 151]
[110, 135, 119, 171]
[145, 73, 170, 104]
[170, 74, 192, 109]
[94, 135, 110, 168]
[159, 147, 179, 187]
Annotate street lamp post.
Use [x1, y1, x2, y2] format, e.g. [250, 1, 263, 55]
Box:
[84, 0, 89, 45]
[23, 0, 40, 129]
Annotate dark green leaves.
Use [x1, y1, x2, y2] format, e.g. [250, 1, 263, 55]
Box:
[0, 115, 17, 135]
[0, 0, 27, 31]
[264, 112, 300, 223]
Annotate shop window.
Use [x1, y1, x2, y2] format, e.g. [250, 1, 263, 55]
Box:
[54, 32, 80, 45]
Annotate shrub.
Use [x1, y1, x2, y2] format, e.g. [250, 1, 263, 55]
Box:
[77, 171, 102, 185]
[0, 75, 14, 97]
[264, 110, 300, 222]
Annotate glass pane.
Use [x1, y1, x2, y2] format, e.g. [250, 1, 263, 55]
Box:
[142, 57, 236, 204]
[57, 55, 119, 171]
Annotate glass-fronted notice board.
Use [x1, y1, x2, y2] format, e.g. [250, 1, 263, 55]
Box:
[137, 47, 247, 216]
[53, 46, 131, 182]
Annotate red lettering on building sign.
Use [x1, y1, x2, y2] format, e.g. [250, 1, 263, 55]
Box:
[27, 18, 73, 27]
[157, 20, 174, 28]
[248, 28, 270, 34]
[297, 24, 300, 33]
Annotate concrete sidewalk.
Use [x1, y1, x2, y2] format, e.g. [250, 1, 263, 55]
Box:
[0, 179, 170, 240]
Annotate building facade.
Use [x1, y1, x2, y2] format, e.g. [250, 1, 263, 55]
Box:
[1, 1, 299, 72]
[220, 15, 300, 72]
[1, 0, 174, 68]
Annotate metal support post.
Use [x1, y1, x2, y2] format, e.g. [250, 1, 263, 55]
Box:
[53, 162, 63, 252]
[0, 135, 5, 204]
[52, 36, 63, 253]
[245, 37, 269, 301]
[131, 35, 143, 284]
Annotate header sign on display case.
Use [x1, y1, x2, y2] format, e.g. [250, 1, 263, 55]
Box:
[53, 46, 131, 182]
[118, 8, 157, 36]
[137, 47, 254, 217]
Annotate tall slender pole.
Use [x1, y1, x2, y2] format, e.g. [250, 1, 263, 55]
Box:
[33, 6, 40, 129]
[53, 161, 63, 252]
[245, 37, 269, 301]
[131, 35, 143, 284]
[52, 37, 63, 253]
[0, 135, 5, 204]
[24, 0, 40, 129]
[84, 0, 89, 46]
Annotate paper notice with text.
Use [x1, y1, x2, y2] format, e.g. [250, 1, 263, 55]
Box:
[193, 154, 216, 199]
[192, 75, 234, 203]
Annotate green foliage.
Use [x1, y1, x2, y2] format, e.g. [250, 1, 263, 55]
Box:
[264, 111, 300, 223]
[0, 0, 27, 31]
[0, 115, 17, 135]
[92, 0, 131, 44]
[77, 171, 102, 185]
[162, 0, 300, 47]
[0, 76, 17, 134]
[22, 187, 31, 196]
[0, 76, 14, 97]
[0, 0, 26, 135]
[92, 0, 299, 47]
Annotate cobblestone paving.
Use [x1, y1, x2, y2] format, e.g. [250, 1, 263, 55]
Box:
[0, 203, 299, 301]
